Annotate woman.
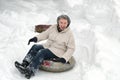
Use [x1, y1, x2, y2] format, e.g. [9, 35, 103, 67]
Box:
[15, 14, 75, 79]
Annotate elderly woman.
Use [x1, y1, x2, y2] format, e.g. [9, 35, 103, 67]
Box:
[15, 14, 75, 79]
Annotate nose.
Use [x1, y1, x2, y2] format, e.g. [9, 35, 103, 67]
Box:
[61, 25, 65, 28]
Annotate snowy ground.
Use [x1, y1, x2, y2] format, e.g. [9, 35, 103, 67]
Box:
[0, 0, 120, 80]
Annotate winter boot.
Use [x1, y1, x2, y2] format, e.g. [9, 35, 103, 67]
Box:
[15, 61, 26, 74]
[15, 60, 29, 68]
[21, 60, 29, 68]
[25, 68, 34, 79]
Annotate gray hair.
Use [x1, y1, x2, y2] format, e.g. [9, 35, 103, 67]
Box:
[57, 15, 71, 27]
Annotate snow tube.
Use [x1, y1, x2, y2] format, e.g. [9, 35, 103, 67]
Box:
[39, 56, 75, 72]
[35, 24, 51, 33]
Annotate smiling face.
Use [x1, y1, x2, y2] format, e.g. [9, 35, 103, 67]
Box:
[58, 18, 68, 31]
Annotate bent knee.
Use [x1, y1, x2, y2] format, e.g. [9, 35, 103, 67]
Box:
[38, 49, 50, 55]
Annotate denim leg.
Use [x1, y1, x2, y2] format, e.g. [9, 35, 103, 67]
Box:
[23, 44, 44, 63]
[27, 49, 58, 73]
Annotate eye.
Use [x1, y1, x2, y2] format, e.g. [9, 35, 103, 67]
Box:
[64, 22, 67, 24]
[60, 22, 64, 25]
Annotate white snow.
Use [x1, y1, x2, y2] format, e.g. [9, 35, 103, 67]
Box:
[0, 0, 120, 80]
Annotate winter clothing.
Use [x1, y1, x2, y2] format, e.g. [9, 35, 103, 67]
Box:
[23, 44, 58, 64]
[27, 45, 58, 72]
[15, 61, 34, 79]
[36, 24, 75, 62]
[24, 68, 34, 79]
[20, 61, 29, 68]
[15, 61, 26, 74]
[15, 44, 59, 79]
[28, 37, 37, 45]
[23, 44, 44, 63]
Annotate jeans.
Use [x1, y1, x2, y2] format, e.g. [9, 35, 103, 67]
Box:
[23, 44, 58, 73]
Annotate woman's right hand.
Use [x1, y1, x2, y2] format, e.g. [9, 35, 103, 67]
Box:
[28, 37, 37, 45]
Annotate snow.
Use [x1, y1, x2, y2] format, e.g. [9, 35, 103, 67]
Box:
[0, 0, 120, 80]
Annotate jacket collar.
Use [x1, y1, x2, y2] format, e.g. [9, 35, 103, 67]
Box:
[61, 27, 70, 33]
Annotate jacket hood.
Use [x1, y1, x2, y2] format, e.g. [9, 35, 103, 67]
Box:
[57, 15, 71, 27]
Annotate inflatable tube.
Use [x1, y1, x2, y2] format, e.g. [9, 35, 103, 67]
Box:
[39, 57, 75, 72]
[35, 25, 51, 33]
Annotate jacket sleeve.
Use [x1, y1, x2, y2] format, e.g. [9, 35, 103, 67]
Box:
[61, 33, 75, 62]
[35, 25, 53, 42]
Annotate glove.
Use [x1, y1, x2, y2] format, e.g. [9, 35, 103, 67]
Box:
[28, 37, 37, 45]
[52, 58, 66, 63]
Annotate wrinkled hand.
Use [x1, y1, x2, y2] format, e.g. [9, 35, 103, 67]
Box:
[52, 58, 66, 63]
[28, 37, 37, 45]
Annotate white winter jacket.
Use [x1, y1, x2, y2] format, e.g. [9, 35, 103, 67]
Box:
[36, 24, 75, 62]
